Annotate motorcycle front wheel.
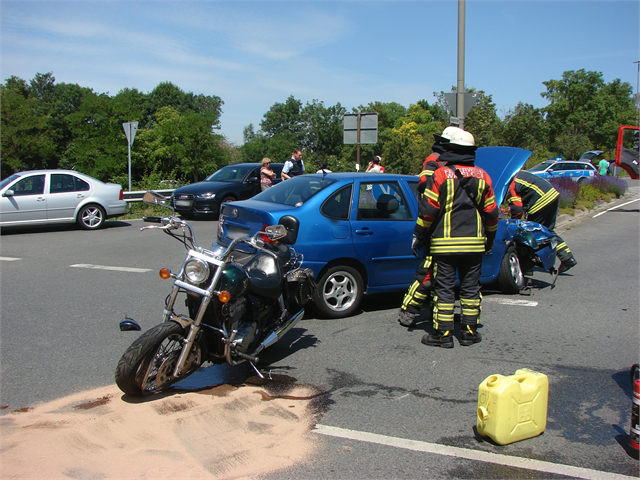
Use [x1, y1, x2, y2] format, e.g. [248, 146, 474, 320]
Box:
[115, 321, 202, 396]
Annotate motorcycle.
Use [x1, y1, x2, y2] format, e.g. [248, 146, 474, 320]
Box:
[115, 191, 316, 396]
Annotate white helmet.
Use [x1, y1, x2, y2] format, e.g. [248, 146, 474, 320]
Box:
[441, 126, 463, 140]
[449, 129, 475, 147]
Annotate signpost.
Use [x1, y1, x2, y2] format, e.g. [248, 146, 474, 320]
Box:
[444, 92, 478, 126]
[122, 121, 138, 192]
[343, 113, 378, 170]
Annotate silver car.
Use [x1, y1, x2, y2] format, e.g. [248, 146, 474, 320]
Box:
[0, 170, 127, 230]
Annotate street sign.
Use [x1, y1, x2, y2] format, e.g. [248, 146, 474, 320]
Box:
[122, 121, 139, 193]
[123, 121, 138, 146]
[443, 93, 479, 117]
[343, 113, 378, 144]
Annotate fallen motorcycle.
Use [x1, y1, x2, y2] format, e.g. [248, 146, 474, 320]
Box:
[115, 191, 316, 396]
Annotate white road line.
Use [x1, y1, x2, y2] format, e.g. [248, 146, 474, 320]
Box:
[0, 256, 21, 261]
[593, 197, 640, 218]
[483, 298, 538, 307]
[313, 424, 635, 480]
[70, 263, 151, 273]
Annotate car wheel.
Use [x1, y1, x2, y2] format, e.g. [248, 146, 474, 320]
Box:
[314, 265, 364, 319]
[498, 246, 525, 294]
[220, 195, 235, 206]
[77, 204, 106, 230]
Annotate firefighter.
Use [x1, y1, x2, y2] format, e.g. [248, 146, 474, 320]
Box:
[414, 129, 499, 348]
[506, 170, 577, 273]
[397, 126, 462, 328]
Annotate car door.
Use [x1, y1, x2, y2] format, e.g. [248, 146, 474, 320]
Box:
[349, 179, 418, 289]
[47, 173, 91, 221]
[0, 173, 47, 225]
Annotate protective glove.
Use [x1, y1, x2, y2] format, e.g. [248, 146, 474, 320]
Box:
[411, 235, 424, 258]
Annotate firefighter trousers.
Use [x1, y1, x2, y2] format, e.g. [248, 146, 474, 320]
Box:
[432, 254, 483, 332]
[400, 256, 434, 315]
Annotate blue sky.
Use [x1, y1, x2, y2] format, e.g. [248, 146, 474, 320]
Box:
[2, 0, 638, 145]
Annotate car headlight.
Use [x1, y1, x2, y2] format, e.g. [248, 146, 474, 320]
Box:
[195, 192, 216, 200]
[184, 259, 210, 284]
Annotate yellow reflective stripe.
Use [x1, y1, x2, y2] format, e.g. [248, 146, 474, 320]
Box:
[423, 189, 439, 202]
[529, 188, 559, 214]
[416, 217, 432, 229]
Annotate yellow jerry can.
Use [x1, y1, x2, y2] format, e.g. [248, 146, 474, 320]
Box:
[477, 368, 549, 445]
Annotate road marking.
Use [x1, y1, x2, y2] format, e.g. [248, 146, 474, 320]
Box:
[313, 424, 635, 480]
[483, 298, 538, 307]
[593, 197, 640, 218]
[0, 256, 21, 261]
[70, 264, 152, 273]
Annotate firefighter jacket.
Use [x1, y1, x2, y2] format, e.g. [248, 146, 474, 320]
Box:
[417, 144, 446, 193]
[507, 170, 559, 219]
[415, 151, 499, 255]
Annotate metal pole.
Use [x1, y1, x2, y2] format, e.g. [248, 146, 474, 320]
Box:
[127, 138, 132, 192]
[457, 0, 466, 130]
[635, 61, 640, 128]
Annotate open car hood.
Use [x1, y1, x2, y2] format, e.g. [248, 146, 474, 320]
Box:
[475, 146, 532, 206]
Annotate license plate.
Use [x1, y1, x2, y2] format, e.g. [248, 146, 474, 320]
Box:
[227, 226, 248, 239]
[176, 200, 192, 207]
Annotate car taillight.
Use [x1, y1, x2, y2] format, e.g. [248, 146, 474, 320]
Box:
[260, 223, 272, 243]
[119, 189, 124, 200]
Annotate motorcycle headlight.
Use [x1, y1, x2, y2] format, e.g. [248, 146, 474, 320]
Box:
[184, 258, 210, 284]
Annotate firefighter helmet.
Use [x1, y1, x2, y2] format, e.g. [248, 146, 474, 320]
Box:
[449, 130, 475, 147]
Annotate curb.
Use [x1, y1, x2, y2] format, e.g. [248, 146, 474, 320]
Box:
[556, 188, 640, 232]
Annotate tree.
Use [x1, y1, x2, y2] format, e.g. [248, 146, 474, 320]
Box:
[1, 83, 56, 176]
[138, 106, 227, 183]
[300, 99, 346, 157]
[542, 69, 635, 155]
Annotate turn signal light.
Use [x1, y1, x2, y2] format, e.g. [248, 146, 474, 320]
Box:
[218, 290, 231, 303]
[159, 268, 172, 280]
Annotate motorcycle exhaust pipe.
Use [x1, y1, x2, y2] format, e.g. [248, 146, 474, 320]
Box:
[253, 308, 305, 355]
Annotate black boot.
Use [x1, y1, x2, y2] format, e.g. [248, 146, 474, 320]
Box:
[421, 330, 454, 348]
[558, 256, 577, 273]
[460, 325, 482, 346]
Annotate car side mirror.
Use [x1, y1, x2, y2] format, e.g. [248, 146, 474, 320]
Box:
[2, 189, 14, 197]
[247, 176, 259, 183]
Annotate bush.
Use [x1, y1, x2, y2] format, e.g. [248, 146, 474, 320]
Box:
[549, 178, 579, 208]
[587, 176, 627, 198]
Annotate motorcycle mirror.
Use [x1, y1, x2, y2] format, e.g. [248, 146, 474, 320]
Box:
[119, 317, 141, 332]
[143, 190, 169, 207]
[264, 224, 287, 241]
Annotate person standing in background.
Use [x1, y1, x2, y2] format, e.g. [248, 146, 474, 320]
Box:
[366, 155, 383, 173]
[281, 149, 305, 180]
[260, 158, 276, 191]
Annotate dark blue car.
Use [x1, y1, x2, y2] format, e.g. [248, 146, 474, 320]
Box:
[216, 147, 555, 318]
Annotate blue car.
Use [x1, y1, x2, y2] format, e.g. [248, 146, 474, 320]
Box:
[216, 147, 557, 318]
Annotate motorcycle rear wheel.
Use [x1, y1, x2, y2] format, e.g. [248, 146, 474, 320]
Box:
[115, 321, 202, 396]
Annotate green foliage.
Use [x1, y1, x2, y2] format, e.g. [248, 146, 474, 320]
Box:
[2, 68, 636, 190]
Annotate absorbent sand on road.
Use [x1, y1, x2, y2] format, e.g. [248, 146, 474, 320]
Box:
[1, 381, 321, 479]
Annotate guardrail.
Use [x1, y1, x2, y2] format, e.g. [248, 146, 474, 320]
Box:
[123, 189, 175, 203]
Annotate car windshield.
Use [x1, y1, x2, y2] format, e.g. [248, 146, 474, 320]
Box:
[528, 161, 555, 172]
[0, 174, 21, 190]
[205, 165, 252, 183]
[252, 175, 337, 206]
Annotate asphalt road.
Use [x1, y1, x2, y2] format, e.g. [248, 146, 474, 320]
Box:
[1, 185, 639, 479]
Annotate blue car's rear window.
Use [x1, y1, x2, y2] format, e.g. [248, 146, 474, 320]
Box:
[253, 175, 337, 206]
